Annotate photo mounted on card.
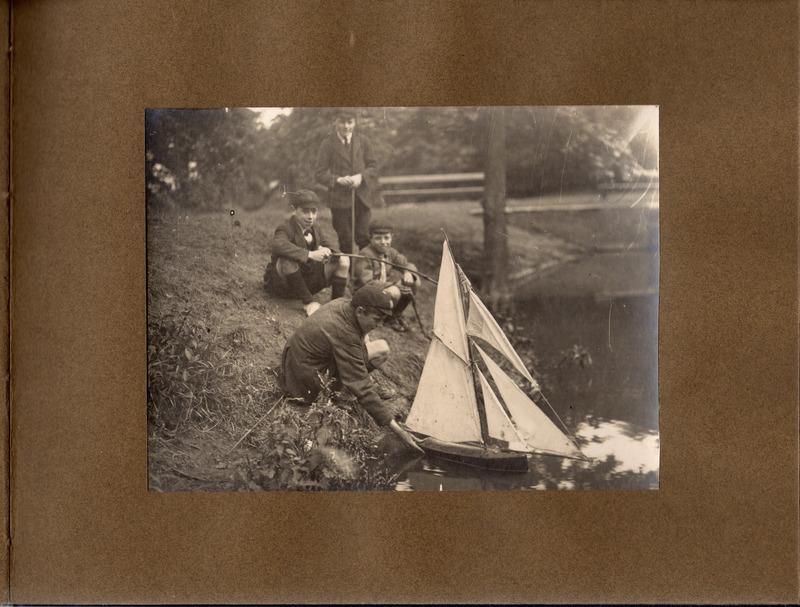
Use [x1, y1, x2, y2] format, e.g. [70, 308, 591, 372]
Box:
[146, 106, 659, 492]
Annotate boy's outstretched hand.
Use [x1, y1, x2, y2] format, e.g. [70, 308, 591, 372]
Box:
[389, 420, 425, 454]
[308, 247, 332, 263]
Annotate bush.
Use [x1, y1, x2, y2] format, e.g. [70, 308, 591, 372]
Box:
[232, 375, 397, 491]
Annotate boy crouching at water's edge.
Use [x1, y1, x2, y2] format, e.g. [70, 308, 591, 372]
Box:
[280, 285, 423, 454]
[263, 189, 349, 316]
[352, 219, 419, 332]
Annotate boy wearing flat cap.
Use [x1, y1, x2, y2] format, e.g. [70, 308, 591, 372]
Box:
[352, 219, 419, 332]
[264, 189, 350, 316]
[281, 285, 423, 453]
[313, 108, 379, 254]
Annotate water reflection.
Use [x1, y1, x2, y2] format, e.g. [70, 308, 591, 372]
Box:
[392, 429, 659, 490]
[574, 418, 659, 474]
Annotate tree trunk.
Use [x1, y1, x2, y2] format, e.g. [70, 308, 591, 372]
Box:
[483, 107, 508, 302]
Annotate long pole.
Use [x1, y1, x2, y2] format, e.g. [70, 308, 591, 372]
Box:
[349, 127, 356, 256]
[350, 188, 356, 255]
[334, 253, 438, 284]
[408, 294, 428, 338]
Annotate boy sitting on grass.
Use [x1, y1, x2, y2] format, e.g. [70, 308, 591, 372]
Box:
[352, 219, 419, 332]
[264, 189, 349, 316]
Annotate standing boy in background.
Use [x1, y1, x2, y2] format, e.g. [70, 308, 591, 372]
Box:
[263, 190, 349, 316]
[352, 219, 419, 333]
[313, 108, 379, 254]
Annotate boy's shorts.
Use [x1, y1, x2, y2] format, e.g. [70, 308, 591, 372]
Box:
[264, 260, 327, 298]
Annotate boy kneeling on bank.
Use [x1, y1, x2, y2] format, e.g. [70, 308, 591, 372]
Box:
[264, 189, 349, 316]
[280, 285, 423, 453]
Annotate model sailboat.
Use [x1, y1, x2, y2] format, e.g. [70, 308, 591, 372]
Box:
[404, 239, 586, 472]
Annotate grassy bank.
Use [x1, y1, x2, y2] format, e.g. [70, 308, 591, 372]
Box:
[146, 197, 580, 491]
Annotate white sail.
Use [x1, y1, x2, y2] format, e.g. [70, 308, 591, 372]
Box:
[475, 344, 581, 458]
[432, 241, 470, 364]
[466, 290, 538, 387]
[477, 368, 529, 452]
[406, 240, 482, 443]
[405, 334, 483, 442]
[408, 239, 583, 461]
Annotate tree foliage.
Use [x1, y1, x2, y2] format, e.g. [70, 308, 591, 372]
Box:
[146, 106, 657, 212]
[146, 108, 273, 211]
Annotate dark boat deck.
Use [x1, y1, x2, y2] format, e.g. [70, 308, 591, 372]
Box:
[417, 437, 529, 473]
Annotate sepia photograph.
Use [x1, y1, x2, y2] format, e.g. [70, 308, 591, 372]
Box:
[146, 106, 660, 492]
[9, 0, 797, 601]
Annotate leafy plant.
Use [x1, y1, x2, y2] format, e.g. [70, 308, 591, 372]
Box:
[230, 374, 395, 491]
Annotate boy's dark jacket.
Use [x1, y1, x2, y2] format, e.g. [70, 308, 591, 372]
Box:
[281, 298, 393, 426]
[313, 132, 380, 210]
[269, 216, 340, 270]
[352, 243, 418, 291]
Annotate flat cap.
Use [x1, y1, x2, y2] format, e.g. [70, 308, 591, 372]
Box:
[334, 108, 357, 121]
[288, 189, 319, 208]
[368, 219, 393, 235]
[351, 285, 395, 316]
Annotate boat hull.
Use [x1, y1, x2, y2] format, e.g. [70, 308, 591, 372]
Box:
[417, 437, 529, 472]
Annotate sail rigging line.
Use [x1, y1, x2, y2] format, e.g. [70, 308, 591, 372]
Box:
[533, 389, 588, 460]
[476, 366, 529, 449]
[431, 329, 468, 365]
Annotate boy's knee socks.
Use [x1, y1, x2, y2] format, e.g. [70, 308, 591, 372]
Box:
[394, 294, 411, 317]
[285, 270, 313, 304]
[330, 276, 347, 300]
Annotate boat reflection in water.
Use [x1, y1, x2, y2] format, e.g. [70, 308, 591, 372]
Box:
[393, 417, 659, 491]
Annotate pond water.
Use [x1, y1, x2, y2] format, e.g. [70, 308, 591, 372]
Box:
[390, 214, 660, 490]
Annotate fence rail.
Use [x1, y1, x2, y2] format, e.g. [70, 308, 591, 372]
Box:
[598, 179, 659, 198]
[379, 172, 485, 203]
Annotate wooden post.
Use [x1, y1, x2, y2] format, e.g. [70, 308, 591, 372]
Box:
[483, 107, 509, 303]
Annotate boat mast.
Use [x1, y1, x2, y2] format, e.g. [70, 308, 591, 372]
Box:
[468, 341, 492, 445]
[444, 236, 492, 446]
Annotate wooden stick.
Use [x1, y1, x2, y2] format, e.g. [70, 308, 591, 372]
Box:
[409, 294, 428, 338]
[350, 188, 356, 255]
[226, 397, 284, 455]
[336, 253, 438, 284]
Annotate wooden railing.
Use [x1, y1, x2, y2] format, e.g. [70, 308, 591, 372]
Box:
[378, 172, 485, 203]
[598, 179, 659, 198]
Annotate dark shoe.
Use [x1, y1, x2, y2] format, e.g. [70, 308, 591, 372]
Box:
[388, 316, 409, 332]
